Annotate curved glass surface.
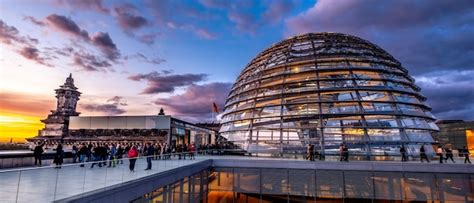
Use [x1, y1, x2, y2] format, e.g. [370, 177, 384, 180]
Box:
[219, 33, 438, 157]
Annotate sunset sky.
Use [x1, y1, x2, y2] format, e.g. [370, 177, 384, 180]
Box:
[1, 0, 473, 142]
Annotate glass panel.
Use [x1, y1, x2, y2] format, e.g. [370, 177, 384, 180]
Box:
[210, 168, 233, 191]
[403, 173, 437, 201]
[365, 115, 399, 127]
[359, 91, 391, 101]
[437, 174, 469, 202]
[316, 170, 344, 198]
[318, 70, 350, 79]
[285, 72, 317, 83]
[289, 170, 316, 197]
[344, 171, 374, 199]
[283, 93, 318, 104]
[373, 172, 403, 201]
[234, 168, 261, 194]
[367, 129, 402, 141]
[261, 169, 288, 195]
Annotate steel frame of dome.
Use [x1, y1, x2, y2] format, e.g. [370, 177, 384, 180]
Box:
[219, 33, 439, 158]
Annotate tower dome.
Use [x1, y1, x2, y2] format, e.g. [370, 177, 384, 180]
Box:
[219, 33, 438, 158]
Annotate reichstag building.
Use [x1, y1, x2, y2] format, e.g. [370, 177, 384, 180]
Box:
[219, 33, 439, 158]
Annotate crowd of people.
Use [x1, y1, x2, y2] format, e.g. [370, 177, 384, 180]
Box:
[33, 142, 472, 168]
[305, 143, 471, 163]
[32, 142, 203, 171]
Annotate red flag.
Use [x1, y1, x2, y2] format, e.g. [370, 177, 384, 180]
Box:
[212, 102, 219, 113]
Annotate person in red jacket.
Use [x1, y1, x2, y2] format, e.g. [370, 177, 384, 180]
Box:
[128, 146, 139, 172]
[188, 143, 196, 160]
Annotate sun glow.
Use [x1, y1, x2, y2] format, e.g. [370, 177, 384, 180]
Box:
[0, 112, 43, 143]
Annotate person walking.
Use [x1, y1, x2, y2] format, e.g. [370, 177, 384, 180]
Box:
[116, 144, 124, 164]
[78, 143, 87, 167]
[177, 144, 182, 160]
[108, 144, 117, 167]
[33, 142, 44, 166]
[342, 144, 349, 162]
[420, 144, 430, 163]
[182, 144, 188, 160]
[461, 146, 471, 164]
[307, 144, 315, 161]
[436, 145, 444, 164]
[188, 142, 196, 160]
[53, 144, 64, 169]
[128, 146, 138, 172]
[444, 146, 455, 163]
[400, 145, 407, 162]
[144, 143, 154, 170]
[90, 144, 102, 168]
[339, 144, 344, 162]
[71, 144, 78, 163]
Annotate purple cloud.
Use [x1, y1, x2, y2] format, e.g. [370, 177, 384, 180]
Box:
[154, 82, 232, 122]
[23, 16, 46, 26]
[114, 4, 148, 30]
[106, 96, 128, 106]
[72, 52, 112, 72]
[91, 32, 120, 61]
[262, 0, 296, 24]
[55, 0, 109, 14]
[45, 14, 90, 40]
[80, 103, 126, 115]
[125, 53, 166, 65]
[0, 19, 37, 45]
[195, 28, 215, 39]
[18, 46, 50, 66]
[128, 71, 207, 94]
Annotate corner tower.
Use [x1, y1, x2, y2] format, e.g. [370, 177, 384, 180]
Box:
[38, 74, 81, 138]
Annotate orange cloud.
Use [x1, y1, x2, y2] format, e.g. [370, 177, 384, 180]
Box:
[0, 91, 55, 117]
[0, 91, 55, 142]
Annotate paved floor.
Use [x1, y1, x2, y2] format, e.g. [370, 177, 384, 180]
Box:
[0, 157, 209, 203]
[0, 155, 471, 203]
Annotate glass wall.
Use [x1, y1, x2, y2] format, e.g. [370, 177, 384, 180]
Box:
[135, 167, 473, 203]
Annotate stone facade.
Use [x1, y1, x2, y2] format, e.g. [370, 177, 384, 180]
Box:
[37, 74, 81, 138]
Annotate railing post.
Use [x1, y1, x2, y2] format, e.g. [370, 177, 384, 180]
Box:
[15, 171, 22, 203]
[53, 167, 60, 201]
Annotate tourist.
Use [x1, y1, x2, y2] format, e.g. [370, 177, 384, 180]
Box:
[177, 144, 182, 160]
[128, 146, 138, 172]
[400, 145, 407, 162]
[108, 143, 117, 167]
[342, 144, 349, 162]
[90, 144, 102, 168]
[461, 146, 471, 164]
[99, 143, 108, 166]
[444, 146, 455, 163]
[183, 144, 188, 160]
[166, 144, 172, 159]
[436, 145, 444, 164]
[78, 143, 87, 167]
[86, 143, 92, 162]
[53, 144, 64, 169]
[72, 144, 78, 163]
[33, 142, 44, 166]
[419, 144, 430, 163]
[339, 144, 344, 161]
[144, 143, 154, 170]
[306, 144, 314, 161]
[159, 143, 164, 160]
[188, 142, 196, 160]
[116, 144, 124, 164]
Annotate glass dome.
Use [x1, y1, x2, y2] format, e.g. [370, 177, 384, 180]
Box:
[219, 33, 438, 158]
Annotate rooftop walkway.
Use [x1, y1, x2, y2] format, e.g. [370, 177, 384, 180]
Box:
[0, 153, 472, 203]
